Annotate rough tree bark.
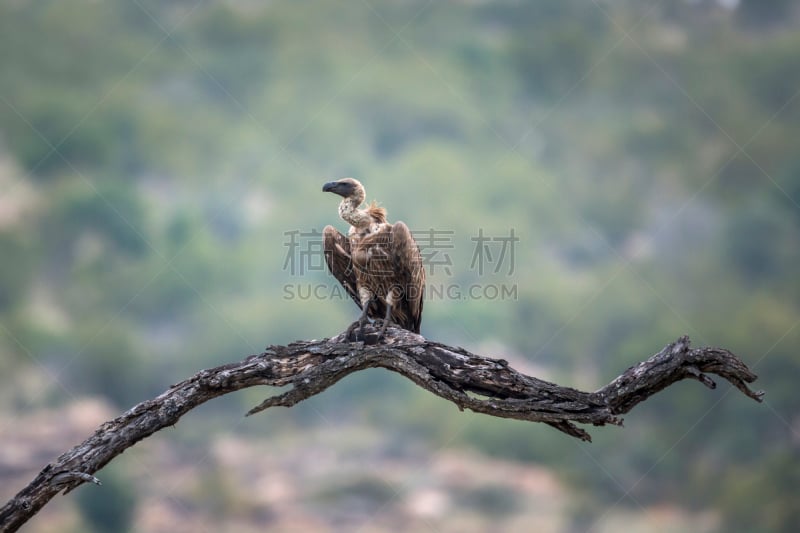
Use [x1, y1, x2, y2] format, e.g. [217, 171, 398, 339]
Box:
[0, 325, 763, 532]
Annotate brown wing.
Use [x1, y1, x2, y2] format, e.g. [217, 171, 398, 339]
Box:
[323, 225, 386, 318]
[389, 221, 425, 333]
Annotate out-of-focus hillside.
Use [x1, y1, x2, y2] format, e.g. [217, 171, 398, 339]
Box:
[1, 1, 798, 531]
[0, 398, 721, 533]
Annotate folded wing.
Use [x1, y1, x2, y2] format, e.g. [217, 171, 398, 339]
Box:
[323, 225, 387, 319]
[350, 221, 425, 333]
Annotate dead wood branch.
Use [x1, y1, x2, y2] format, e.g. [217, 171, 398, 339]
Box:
[0, 326, 762, 531]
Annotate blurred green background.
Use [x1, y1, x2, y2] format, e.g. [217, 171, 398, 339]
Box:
[1, 0, 798, 532]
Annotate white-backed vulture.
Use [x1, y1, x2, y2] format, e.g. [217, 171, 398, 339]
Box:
[322, 178, 425, 341]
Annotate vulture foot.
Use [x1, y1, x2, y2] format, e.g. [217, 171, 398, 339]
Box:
[344, 320, 384, 344]
[345, 319, 371, 343]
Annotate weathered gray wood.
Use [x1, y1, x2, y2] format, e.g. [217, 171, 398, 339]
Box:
[0, 326, 762, 532]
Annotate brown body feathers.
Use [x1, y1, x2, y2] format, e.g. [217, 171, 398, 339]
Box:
[322, 179, 424, 335]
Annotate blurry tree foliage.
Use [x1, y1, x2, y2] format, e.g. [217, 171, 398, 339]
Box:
[0, 0, 798, 530]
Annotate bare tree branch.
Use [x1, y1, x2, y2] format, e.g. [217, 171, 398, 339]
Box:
[0, 326, 763, 532]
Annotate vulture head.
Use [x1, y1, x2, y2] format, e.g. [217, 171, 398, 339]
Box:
[322, 178, 365, 203]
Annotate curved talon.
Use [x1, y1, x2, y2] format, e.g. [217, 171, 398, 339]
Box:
[345, 322, 362, 342]
[345, 320, 361, 341]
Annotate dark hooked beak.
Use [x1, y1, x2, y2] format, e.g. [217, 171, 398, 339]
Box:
[324, 179, 357, 198]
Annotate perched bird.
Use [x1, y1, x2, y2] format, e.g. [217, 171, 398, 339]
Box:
[322, 178, 425, 341]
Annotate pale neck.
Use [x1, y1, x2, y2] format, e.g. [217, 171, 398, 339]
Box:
[339, 195, 370, 228]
